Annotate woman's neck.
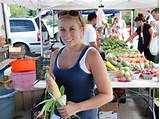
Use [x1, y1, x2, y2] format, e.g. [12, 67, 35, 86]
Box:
[66, 43, 85, 53]
[141, 23, 144, 31]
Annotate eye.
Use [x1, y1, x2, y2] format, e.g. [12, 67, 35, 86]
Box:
[70, 27, 76, 31]
[71, 28, 75, 30]
[60, 28, 65, 32]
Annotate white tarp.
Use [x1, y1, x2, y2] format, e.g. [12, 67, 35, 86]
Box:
[102, 0, 158, 9]
[0, 0, 158, 10]
[0, 0, 99, 10]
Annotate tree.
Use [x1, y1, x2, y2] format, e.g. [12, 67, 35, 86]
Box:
[10, 5, 34, 16]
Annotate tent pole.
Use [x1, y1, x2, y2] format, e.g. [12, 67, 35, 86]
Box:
[38, 9, 43, 57]
[130, 9, 134, 35]
[52, 10, 55, 41]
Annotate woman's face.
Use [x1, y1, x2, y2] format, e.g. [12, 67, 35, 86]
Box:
[152, 11, 159, 21]
[59, 17, 83, 47]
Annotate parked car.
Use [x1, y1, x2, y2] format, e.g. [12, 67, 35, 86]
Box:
[9, 16, 51, 55]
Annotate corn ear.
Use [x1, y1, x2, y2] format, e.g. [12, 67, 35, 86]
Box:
[57, 95, 66, 106]
[105, 61, 117, 71]
[46, 73, 61, 98]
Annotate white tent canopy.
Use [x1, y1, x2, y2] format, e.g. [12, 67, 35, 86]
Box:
[0, 0, 158, 10]
[102, 0, 158, 9]
[0, 0, 99, 10]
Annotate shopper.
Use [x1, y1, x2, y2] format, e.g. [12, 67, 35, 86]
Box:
[82, 12, 100, 51]
[150, 8, 159, 63]
[50, 10, 113, 119]
[125, 14, 155, 62]
[111, 13, 129, 40]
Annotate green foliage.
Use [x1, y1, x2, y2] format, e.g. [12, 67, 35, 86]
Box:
[10, 5, 33, 16]
[107, 15, 113, 24]
[37, 86, 81, 119]
[28, 10, 37, 17]
[122, 11, 131, 26]
[60, 86, 65, 96]
[46, 18, 58, 27]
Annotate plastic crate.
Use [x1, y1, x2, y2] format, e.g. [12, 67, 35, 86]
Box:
[11, 71, 36, 91]
[10, 58, 36, 73]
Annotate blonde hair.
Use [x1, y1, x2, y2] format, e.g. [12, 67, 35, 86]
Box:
[59, 15, 85, 28]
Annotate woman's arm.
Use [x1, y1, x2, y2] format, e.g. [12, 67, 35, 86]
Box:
[148, 27, 153, 48]
[125, 32, 138, 43]
[76, 48, 113, 110]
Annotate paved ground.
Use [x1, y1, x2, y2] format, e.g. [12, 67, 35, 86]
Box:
[14, 98, 154, 119]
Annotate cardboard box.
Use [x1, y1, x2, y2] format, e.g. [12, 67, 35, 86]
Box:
[0, 35, 5, 47]
[9, 46, 25, 59]
[99, 111, 117, 119]
[99, 102, 119, 113]
[16, 89, 45, 111]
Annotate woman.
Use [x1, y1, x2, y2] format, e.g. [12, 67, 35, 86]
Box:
[49, 10, 113, 119]
[126, 14, 155, 62]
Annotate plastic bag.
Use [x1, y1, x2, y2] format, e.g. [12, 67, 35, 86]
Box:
[149, 36, 159, 56]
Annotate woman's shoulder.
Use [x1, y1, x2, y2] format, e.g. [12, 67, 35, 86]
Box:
[51, 47, 65, 57]
[86, 47, 101, 61]
[50, 49, 60, 62]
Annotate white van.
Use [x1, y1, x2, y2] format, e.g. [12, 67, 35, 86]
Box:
[9, 17, 51, 55]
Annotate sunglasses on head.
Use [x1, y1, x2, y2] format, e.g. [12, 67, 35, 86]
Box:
[58, 10, 79, 17]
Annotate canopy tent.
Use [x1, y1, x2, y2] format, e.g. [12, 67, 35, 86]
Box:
[102, 0, 158, 10]
[1, 0, 158, 10]
[0, 0, 99, 10]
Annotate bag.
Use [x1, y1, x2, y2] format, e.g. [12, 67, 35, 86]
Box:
[149, 36, 159, 56]
[138, 36, 144, 53]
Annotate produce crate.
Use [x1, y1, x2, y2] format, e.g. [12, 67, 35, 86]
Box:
[99, 102, 119, 113]
[9, 46, 25, 59]
[0, 76, 12, 87]
[10, 58, 36, 73]
[16, 89, 45, 111]
[99, 93, 119, 119]
[11, 71, 36, 91]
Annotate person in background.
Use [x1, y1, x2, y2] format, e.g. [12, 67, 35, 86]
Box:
[96, 26, 104, 47]
[145, 10, 153, 24]
[50, 10, 113, 119]
[111, 13, 129, 40]
[125, 14, 155, 62]
[150, 8, 159, 38]
[83, 13, 100, 51]
[96, 26, 106, 60]
[150, 8, 159, 63]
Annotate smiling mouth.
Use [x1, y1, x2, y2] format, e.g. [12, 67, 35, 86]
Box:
[66, 39, 72, 42]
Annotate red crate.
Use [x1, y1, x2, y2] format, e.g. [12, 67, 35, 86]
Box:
[10, 58, 36, 73]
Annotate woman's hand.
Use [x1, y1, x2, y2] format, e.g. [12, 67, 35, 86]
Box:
[58, 101, 78, 119]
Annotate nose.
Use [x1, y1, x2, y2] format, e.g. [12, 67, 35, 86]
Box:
[63, 30, 72, 40]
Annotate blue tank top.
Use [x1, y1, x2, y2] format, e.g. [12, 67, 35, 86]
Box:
[53, 46, 98, 119]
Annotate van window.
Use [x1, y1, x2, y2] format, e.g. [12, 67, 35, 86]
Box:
[10, 20, 35, 32]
